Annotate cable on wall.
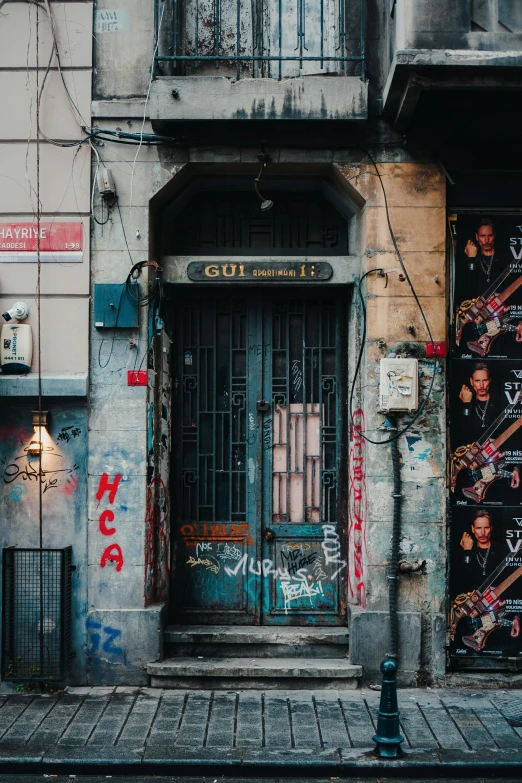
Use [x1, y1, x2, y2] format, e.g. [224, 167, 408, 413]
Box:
[348, 149, 439, 445]
[128, 0, 166, 240]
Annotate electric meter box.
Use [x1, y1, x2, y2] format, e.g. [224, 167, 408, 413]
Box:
[94, 283, 139, 329]
[379, 357, 419, 412]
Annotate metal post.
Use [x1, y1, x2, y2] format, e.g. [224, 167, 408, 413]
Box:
[372, 657, 404, 758]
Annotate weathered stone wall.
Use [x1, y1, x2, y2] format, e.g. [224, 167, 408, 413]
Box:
[341, 161, 447, 684]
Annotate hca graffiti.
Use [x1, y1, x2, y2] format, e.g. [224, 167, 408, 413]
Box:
[96, 473, 124, 572]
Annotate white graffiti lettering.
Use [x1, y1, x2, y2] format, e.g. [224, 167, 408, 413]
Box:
[224, 554, 307, 582]
[216, 542, 242, 561]
[281, 580, 324, 614]
[321, 524, 347, 580]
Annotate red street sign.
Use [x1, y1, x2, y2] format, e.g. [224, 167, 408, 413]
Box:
[0, 222, 83, 263]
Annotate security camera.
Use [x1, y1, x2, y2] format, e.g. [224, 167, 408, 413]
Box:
[2, 301, 29, 322]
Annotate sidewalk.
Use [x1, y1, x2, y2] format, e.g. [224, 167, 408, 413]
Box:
[0, 687, 521, 774]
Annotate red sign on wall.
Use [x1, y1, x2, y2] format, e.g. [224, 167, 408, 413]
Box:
[0, 222, 83, 263]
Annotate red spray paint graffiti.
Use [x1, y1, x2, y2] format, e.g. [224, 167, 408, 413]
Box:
[0, 425, 28, 444]
[96, 473, 124, 572]
[62, 475, 79, 496]
[349, 408, 368, 607]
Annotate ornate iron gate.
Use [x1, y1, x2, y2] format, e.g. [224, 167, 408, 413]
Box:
[172, 292, 348, 625]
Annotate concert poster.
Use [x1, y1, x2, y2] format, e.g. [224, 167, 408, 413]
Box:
[449, 506, 522, 662]
[449, 360, 522, 506]
[451, 214, 522, 360]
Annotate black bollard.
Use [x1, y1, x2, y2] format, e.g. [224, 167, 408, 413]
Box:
[372, 657, 405, 758]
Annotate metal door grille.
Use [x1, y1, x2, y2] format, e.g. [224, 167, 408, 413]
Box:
[271, 299, 338, 525]
[2, 547, 73, 682]
[181, 299, 248, 523]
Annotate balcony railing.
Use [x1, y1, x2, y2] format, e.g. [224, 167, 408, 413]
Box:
[154, 0, 365, 79]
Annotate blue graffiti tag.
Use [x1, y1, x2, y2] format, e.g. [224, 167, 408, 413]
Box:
[10, 483, 28, 501]
[86, 619, 123, 657]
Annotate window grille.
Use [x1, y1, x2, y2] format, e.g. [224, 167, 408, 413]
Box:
[2, 547, 73, 682]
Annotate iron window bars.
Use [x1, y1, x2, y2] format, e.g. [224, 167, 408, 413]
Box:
[154, 0, 365, 79]
[2, 547, 73, 682]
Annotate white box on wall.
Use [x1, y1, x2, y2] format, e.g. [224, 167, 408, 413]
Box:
[379, 357, 419, 412]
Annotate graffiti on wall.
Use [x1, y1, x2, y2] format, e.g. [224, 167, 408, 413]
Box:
[0, 425, 28, 444]
[349, 408, 367, 607]
[2, 428, 80, 497]
[96, 473, 124, 571]
[144, 477, 169, 603]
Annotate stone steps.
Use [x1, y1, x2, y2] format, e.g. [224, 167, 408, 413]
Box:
[147, 657, 362, 689]
[149, 625, 359, 689]
[163, 624, 349, 659]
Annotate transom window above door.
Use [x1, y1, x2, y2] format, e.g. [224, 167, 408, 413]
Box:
[160, 182, 353, 256]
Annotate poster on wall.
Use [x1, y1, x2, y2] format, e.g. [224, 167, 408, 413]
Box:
[449, 360, 522, 506]
[451, 214, 522, 359]
[449, 506, 522, 663]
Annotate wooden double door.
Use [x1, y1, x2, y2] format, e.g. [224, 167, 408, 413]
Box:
[171, 290, 348, 625]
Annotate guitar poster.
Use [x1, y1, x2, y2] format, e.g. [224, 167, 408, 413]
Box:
[449, 507, 522, 663]
[449, 360, 522, 506]
[451, 214, 522, 360]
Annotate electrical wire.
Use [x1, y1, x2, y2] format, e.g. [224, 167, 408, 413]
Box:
[90, 141, 112, 226]
[126, 261, 160, 308]
[116, 197, 134, 266]
[35, 0, 43, 556]
[348, 149, 438, 445]
[129, 0, 166, 238]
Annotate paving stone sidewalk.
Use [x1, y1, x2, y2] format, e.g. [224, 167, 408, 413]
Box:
[0, 687, 521, 772]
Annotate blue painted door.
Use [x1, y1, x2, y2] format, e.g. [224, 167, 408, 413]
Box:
[172, 292, 348, 625]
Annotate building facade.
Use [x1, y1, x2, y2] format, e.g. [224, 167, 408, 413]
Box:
[0, 0, 521, 687]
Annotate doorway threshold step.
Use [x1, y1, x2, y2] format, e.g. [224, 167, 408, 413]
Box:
[163, 625, 349, 659]
[147, 657, 362, 690]
[165, 625, 349, 645]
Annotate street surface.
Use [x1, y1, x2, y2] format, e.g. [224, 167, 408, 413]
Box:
[0, 688, 521, 775]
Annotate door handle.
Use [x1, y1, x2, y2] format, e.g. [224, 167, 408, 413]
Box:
[264, 528, 275, 541]
[257, 400, 270, 412]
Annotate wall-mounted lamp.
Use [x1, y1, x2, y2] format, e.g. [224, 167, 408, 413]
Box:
[28, 411, 49, 456]
[254, 154, 274, 212]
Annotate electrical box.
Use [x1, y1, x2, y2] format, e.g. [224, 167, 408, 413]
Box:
[379, 357, 419, 413]
[94, 283, 139, 329]
[97, 167, 116, 196]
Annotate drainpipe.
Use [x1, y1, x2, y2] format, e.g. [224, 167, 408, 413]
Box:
[372, 414, 405, 759]
[389, 414, 401, 661]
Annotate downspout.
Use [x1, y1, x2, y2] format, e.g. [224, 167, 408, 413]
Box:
[372, 413, 405, 758]
[388, 413, 401, 660]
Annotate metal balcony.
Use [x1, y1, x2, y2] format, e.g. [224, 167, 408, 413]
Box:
[153, 0, 365, 79]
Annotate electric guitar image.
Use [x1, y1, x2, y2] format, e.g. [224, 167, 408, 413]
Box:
[450, 405, 522, 502]
[455, 267, 522, 356]
[449, 555, 522, 652]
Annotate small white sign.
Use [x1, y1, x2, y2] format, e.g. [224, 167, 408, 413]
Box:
[95, 9, 130, 33]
